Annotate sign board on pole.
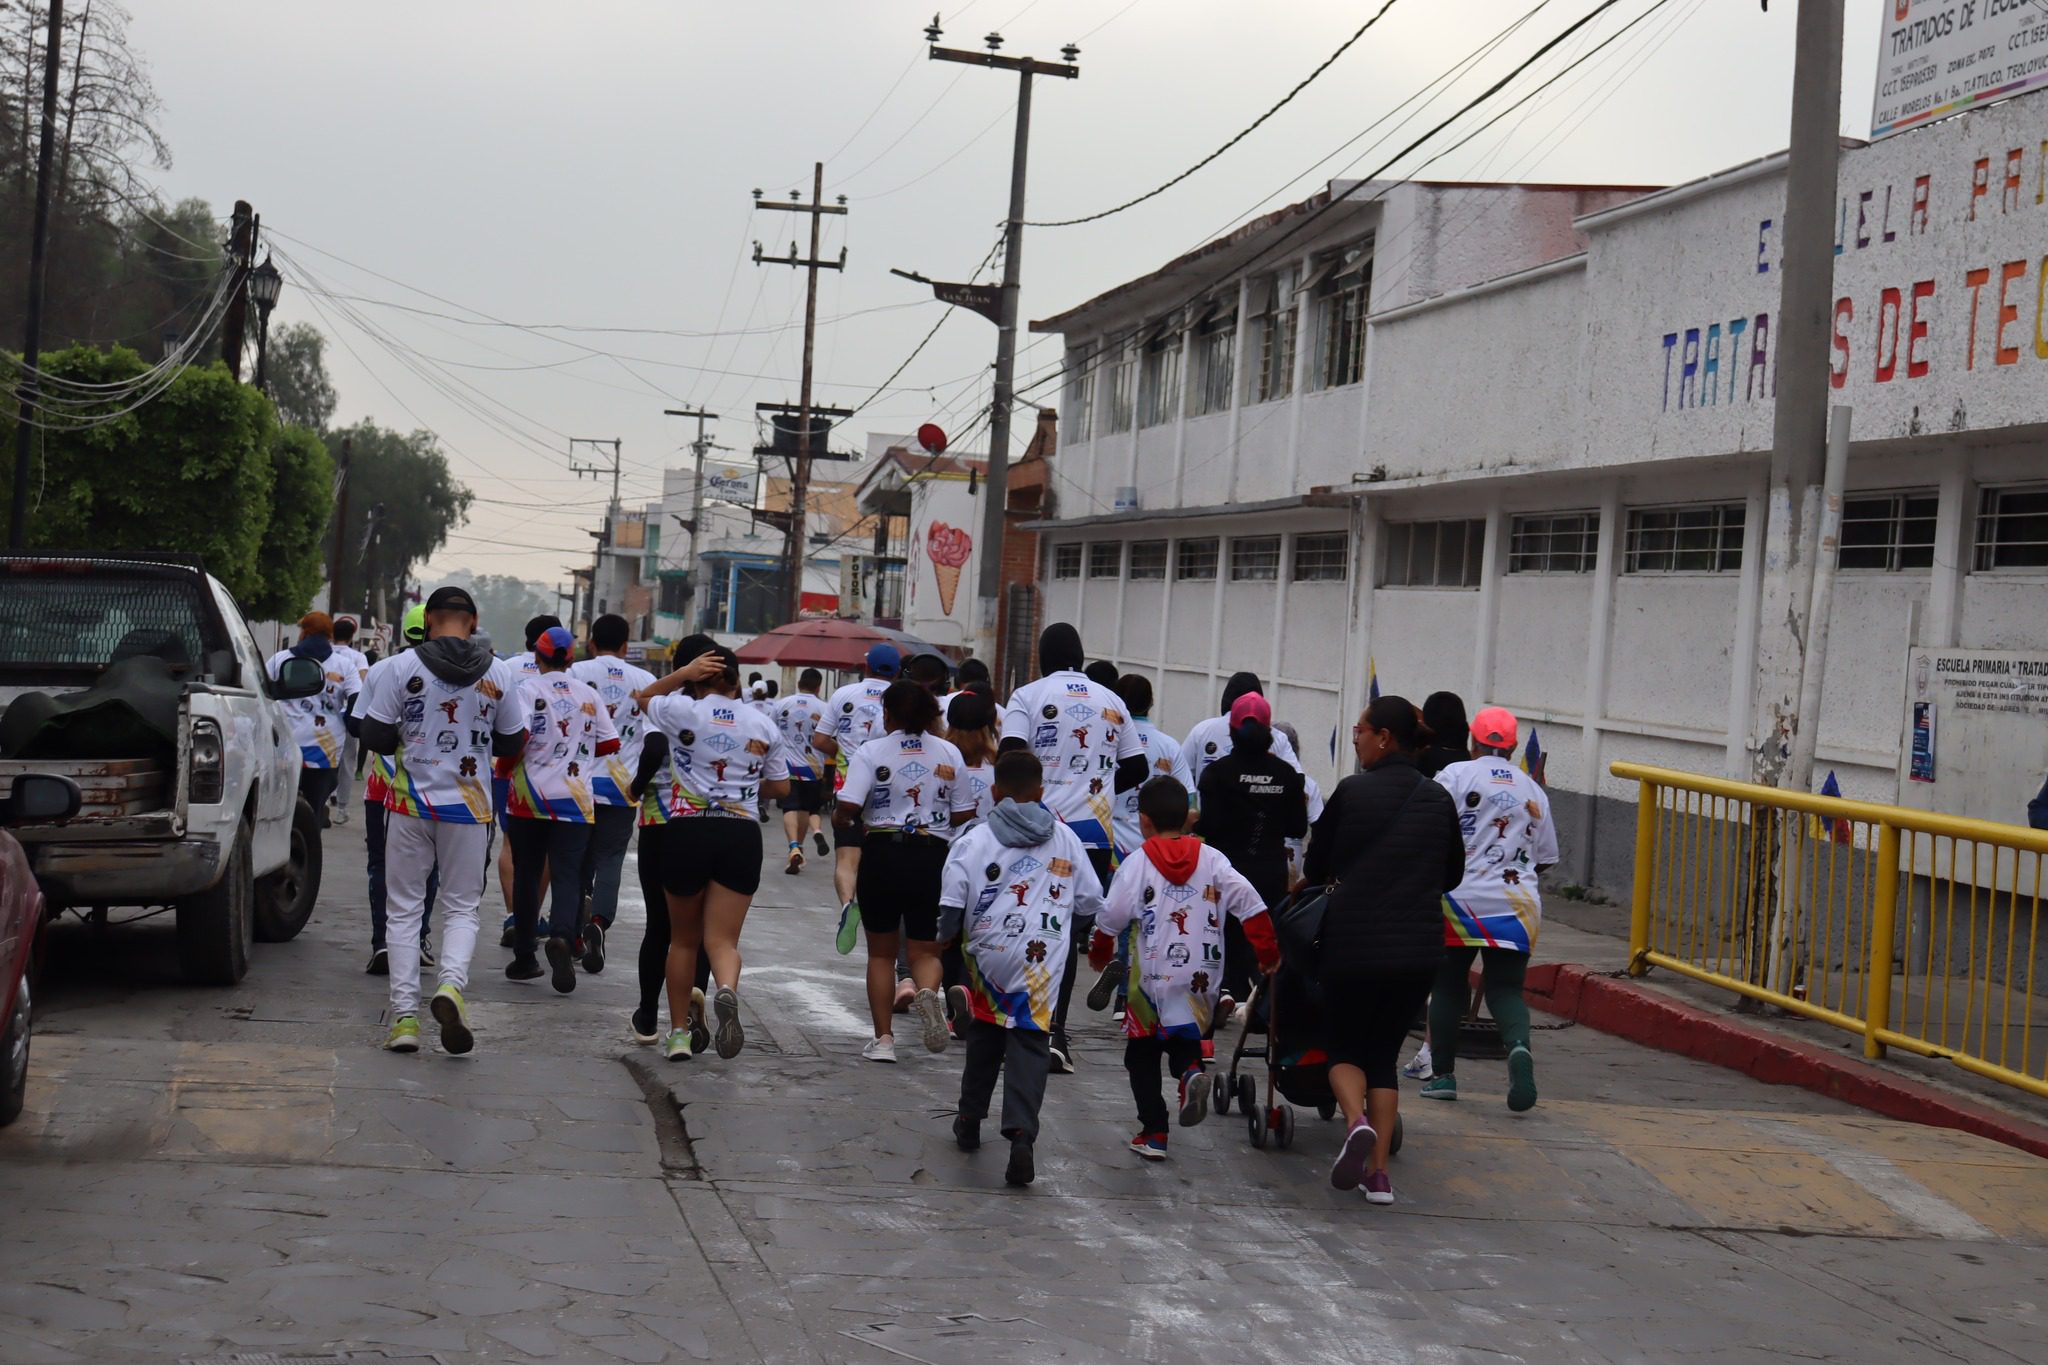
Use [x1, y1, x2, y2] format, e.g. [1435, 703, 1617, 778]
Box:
[1871, 2, 2048, 141]
[1896, 646, 2048, 893]
[705, 466, 757, 507]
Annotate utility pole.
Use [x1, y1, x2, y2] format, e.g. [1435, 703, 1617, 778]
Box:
[569, 436, 625, 618]
[664, 407, 717, 625]
[220, 202, 257, 381]
[8, 0, 62, 550]
[925, 18, 1079, 667]
[327, 433, 353, 615]
[753, 167, 846, 626]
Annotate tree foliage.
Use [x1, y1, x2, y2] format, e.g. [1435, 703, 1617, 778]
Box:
[324, 420, 472, 621]
[443, 571, 555, 654]
[251, 423, 335, 619]
[264, 322, 335, 431]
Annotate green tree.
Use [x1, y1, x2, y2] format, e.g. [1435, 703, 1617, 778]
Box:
[445, 571, 555, 653]
[325, 420, 472, 622]
[248, 424, 334, 619]
[265, 322, 336, 431]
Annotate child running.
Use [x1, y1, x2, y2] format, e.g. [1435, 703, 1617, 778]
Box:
[939, 751, 1103, 1186]
[834, 680, 977, 1063]
[1091, 776, 1279, 1161]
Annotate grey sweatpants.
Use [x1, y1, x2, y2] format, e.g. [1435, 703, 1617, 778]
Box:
[957, 1020, 1052, 1142]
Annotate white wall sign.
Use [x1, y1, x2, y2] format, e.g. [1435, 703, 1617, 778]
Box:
[1898, 646, 2048, 829]
[1872, 1, 2048, 141]
[705, 466, 757, 507]
[905, 475, 979, 648]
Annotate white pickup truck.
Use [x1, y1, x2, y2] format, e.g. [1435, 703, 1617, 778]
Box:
[0, 554, 326, 984]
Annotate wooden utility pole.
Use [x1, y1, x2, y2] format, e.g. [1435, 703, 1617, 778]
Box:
[754, 165, 846, 625]
[925, 22, 1079, 667]
[327, 434, 353, 614]
[664, 407, 718, 627]
[8, 0, 63, 549]
[220, 201, 257, 381]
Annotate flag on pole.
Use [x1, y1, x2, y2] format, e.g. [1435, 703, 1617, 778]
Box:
[1521, 727, 1547, 786]
[1368, 656, 1381, 702]
[1812, 769, 1852, 843]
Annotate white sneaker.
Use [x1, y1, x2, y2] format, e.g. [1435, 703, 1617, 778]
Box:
[862, 1035, 898, 1064]
[913, 988, 949, 1054]
[1401, 1041, 1434, 1081]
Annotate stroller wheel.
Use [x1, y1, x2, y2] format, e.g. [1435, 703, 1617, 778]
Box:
[1236, 1074, 1257, 1118]
[1316, 1101, 1336, 1122]
[1274, 1105, 1296, 1149]
[1390, 1113, 1404, 1157]
[1247, 1105, 1269, 1149]
[1213, 1073, 1232, 1115]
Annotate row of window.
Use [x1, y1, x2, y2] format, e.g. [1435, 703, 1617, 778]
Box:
[1066, 239, 1374, 441]
[1048, 487, 2048, 588]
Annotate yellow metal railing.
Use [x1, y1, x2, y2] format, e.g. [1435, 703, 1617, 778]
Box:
[1613, 761, 2048, 1100]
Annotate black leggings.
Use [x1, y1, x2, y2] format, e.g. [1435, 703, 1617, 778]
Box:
[1125, 1035, 1203, 1132]
[636, 824, 707, 1016]
[1322, 968, 1436, 1090]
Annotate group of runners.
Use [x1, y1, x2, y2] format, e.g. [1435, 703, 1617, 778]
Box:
[273, 590, 1554, 1203]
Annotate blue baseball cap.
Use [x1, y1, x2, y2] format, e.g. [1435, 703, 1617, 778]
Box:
[865, 642, 902, 678]
[534, 625, 576, 663]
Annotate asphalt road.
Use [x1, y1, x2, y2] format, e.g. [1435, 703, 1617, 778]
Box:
[2, 813, 2044, 1363]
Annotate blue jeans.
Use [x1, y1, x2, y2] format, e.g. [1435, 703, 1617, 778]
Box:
[579, 803, 638, 930]
[366, 800, 436, 950]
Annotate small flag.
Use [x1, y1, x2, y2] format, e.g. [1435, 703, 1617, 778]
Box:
[1521, 727, 1546, 786]
[1329, 725, 1338, 764]
[1813, 769, 1852, 843]
[1368, 656, 1381, 703]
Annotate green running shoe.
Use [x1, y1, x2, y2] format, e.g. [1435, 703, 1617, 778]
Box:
[663, 1027, 694, 1062]
[1506, 1045, 1537, 1112]
[430, 984, 474, 1056]
[384, 1015, 420, 1052]
[835, 898, 861, 955]
[1420, 1074, 1458, 1101]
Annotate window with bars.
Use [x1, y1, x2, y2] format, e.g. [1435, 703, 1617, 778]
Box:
[1248, 267, 1298, 404]
[1624, 503, 1746, 573]
[1102, 347, 1135, 434]
[1309, 241, 1372, 389]
[1191, 324, 1236, 417]
[1087, 542, 1122, 579]
[1051, 544, 1082, 579]
[1974, 485, 2048, 570]
[1137, 322, 1182, 428]
[1839, 491, 1937, 571]
[1508, 511, 1600, 574]
[1129, 540, 1168, 580]
[1176, 538, 1219, 581]
[1230, 535, 1282, 581]
[1381, 519, 1485, 588]
[1064, 353, 1095, 443]
[1292, 531, 1349, 581]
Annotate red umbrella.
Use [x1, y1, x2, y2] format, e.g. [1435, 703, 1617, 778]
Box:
[732, 618, 945, 670]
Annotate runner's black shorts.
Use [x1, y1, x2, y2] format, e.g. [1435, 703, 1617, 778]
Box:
[662, 815, 763, 897]
[780, 775, 827, 815]
[856, 831, 948, 939]
[835, 807, 865, 850]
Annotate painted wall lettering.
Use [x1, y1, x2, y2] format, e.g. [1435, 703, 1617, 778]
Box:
[1907, 280, 1935, 379]
[1965, 266, 1992, 370]
[1995, 259, 2027, 366]
[1874, 286, 1902, 383]
[1830, 298, 1854, 390]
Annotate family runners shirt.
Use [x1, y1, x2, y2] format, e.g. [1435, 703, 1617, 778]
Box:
[1112, 719, 1194, 857]
[1434, 756, 1559, 952]
[838, 730, 976, 837]
[362, 651, 524, 824]
[267, 649, 359, 769]
[817, 677, 889, 789]
[646, 693, 790, 820]
[999, 670, 1146, 848]
[569, 657, 656, 807]
[1182, 712, 1304, 788]
[774, 690, 828, 781]
[941, 821, 1105, 1030]
[1098, 842, 1268, 1039]
[505, 671, 619, 822]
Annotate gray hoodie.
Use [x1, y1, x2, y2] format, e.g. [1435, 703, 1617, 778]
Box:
[413, 635, 497, 688]
[938, 799, 1056, 939]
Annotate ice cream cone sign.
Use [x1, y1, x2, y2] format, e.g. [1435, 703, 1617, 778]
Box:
[927, 522, 972, 617]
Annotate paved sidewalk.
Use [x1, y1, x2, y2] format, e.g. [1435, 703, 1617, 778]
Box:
[1, 826, 2044, 1363]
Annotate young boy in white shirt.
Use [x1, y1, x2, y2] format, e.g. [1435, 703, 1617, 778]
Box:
[939, 750, 1104, 1186]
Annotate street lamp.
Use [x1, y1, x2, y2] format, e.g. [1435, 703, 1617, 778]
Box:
[247, 255, 283, 393]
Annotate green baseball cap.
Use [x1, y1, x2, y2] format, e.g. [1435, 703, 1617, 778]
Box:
[402, 603, 427, 642]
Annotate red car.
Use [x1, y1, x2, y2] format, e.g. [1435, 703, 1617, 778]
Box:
[0, 774, 79, 1126]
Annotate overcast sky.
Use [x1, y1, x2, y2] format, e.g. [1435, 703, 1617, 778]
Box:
[132, 1, 1884, 589]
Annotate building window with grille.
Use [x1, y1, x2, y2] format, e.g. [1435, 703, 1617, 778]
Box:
[1974, 485, 2048, 570]
[1052, 544, 1082, 580]
[1508, 511, 1599, 574]
[1176, 537, 1219, 581]
[1381, 519, 1486, 588]
[1137, 319, 1183, 429]
[1839, 491, 1936, 571]
[1189, 297, 1237, 417]
[1292, 531, 1348, 582]
[1230, 535, 1282, 582]
[1102, 345, 1135, 434]
[1308, 241, 1372, 390]
[1065, 350, 1096, 443]
[1247, 267, 1298, 404]
[1087, 542, 1122, 579]
[1623, 503, 1746, 573]
[1129, 540, 1168, 580]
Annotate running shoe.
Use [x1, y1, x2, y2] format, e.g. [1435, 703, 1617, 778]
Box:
[1330, 1117, 1378, 1191]
[329, 806, 350, 827]
[785, 847, 803, 875]
[690, 987, 711, 1054]
[581, 919, 607, 973]
[500, 916, 517, 948]
[1214, 993, 1237, 1029]
[834, 899, 861, 955]
[419, 938, 437, 969]
[893, 978, 916, 1014]
[1506, 1045, 1537, 1113]
[630, 1003, 660, 1045]
[384, 1015, 420, 1052]
[952, 1115, 980, 1152]
[365, 947, 388, 976]
[1363, 1170, 1395, 1206]
[914, 988, 949, 1054]
[1176, 1064, 1209, 1127]
[1401, 1041, 1434, 1081]
[862, 1035, 898, 1064]
[712, 985, 745, 1059]
[1421, 1075, 1458, 1101]
[1128, 1131, 1168, 1161]
[1048, 1036, 1073, 1074]
[1200, 1039, 1215, 1062]
[505, 955, 545, 982]
[813, 831, 830, 857]
[663, 1028, 694, 1062]
[429, 984, 474, 1056]
[1086, 960, 1122, 1012]
[1004, 1135, 1035, 1187]
[544, 937, 577, 993]
[947, 982, 973, 1021]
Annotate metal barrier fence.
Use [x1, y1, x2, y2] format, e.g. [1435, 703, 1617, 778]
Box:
[1613, 761, 2048, 1100]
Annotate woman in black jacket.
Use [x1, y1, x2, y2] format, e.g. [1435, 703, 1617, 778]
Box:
[1195, 692, 1307, 1004]
[1414, 691, 1470, 779]
[1303, 695, 1465, 1206]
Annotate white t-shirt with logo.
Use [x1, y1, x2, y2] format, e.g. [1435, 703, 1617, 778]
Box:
[505, 671, 619, 822]
[646, 692, 789, 820]
[957, 761, 996, 822]
[817, 677, 889, 787]
[1098, 842, 1268, 1039]
[331, 643, 372, 692]
[837, 729, 975, 838]
[1112, 719, 1195, 857]
[939, 819, 1106, 1031]
[999, 671, 1146, 849]
[266, 648, 360, 770]
[774, 691, 828, 781]
[1183, 712, 1305, 789]
[570, 656, 656, 807]
[361, 651, 524, 824]
[1435, 756, 1558, 953]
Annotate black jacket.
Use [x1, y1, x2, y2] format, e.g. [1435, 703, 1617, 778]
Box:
[1414, 742, 1468, 779]
[1303, 754, 1464, 975]
[1195, 741, 1307, 901]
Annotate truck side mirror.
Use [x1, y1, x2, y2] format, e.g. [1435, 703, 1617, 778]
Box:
[271, 656, 326, 700]
[1, 773, 81, 824]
